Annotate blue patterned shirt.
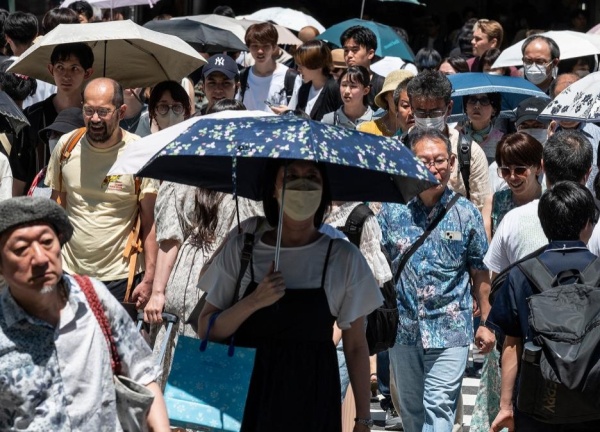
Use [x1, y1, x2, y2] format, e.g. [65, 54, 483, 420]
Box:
[378, 188, 489, 349]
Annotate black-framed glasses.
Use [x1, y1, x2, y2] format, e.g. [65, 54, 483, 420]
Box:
[466, 96, 491, 106]
[156, 103, 185, 116]
[497, 165, 530, 178]
[412, 108, 447, 119]
[420, 157, 450, 170]
[522, 58, 552, 67]
[82, 106, 116, 118]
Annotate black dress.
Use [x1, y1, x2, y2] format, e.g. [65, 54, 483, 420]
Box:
[235, 239, 341, 432]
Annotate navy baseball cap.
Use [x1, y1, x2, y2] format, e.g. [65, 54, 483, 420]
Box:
[202, 54, 239, 80]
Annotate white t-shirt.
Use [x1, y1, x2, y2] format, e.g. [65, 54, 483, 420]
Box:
[483, 199, 548, 273]
[587, 223, 600, 256]
[237, 63, 301, 112]
[0, 151, 12, 201]
[202, 231, 383, 329]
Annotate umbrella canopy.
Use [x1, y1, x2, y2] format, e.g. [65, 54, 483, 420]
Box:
[539, 71, 600, 122]
[447, 73, 550, 121]
[371, 56, 418, 77]
[179, 15, 302, 46]
[317, 19, 415, 62]
[244, 7, 326, 33]
[135, 115, 436, 204]
[143, 19, 248, 53]
[7, 20, 206, 89]
[0, 91, 30, 134]
[492, 30, 600, 68]
[61, 0, 159, 8]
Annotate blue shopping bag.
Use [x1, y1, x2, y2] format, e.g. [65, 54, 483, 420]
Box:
[164, 321, 255, 431]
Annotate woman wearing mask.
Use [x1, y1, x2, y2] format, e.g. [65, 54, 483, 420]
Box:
[457, 92, 503, 163]
[287, 40, 342, 121]
[135, 81, 191, 137]
[198, 158, 382, 432]
[321, 66, 373, 129]
[144, 99, 263, 387]
[472, 132, 543, 432]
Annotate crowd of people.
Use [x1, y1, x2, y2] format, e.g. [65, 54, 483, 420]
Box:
[1, 2, 600, 432]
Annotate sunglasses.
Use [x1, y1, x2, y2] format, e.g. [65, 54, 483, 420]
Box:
[497, 165, 530, 178]
[466, 96, 491, 106]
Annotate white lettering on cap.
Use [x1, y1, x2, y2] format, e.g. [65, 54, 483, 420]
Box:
[215, 57, 225, 66]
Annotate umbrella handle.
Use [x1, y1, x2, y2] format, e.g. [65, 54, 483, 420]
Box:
[274, 165, 287, 271]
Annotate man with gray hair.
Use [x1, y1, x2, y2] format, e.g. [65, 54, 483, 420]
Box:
[521, 35, 561, 94]
[0, 196, 169, 430]
[378, 128, 494, 432]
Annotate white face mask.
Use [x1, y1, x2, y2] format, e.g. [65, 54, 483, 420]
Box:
[524, 63, 550, 85]
[414, 115, 446, 131]
[520, 128, 548, 144]
[48, 138, 59, 154]
[155, 110, 185, 130]
[277, 178, 323, 222]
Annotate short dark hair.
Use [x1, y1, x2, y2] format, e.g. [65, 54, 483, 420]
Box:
[42, 8, 79, 34]
[213, 5, 235, 18]
[478, 49, 502, 71]
[543, 130, 592, 185]
[407, 70, 452, 105]
[539, 181, 596, 241]
[340, 25, 377, 52]
[50, 43, 94, 70]
[440, 56, 469, 73]
[522, 35, 560, 60]
[495, 132, 543, 168]
[148, 80, 191, 119]
[3, 12, 38, 46]
[407, 127, 452, 155]
[415, 48, 442, 72]
[245, 22, 278, 47]
[69, 1, 94, 20]
[207, 98, 245, 113]
[393, 77, 413, 106]
[339, 65, 371, 106]
[262, 159, 331, 229]
[294, 40, 332, 76]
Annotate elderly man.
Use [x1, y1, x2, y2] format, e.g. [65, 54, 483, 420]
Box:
[46, 77, 159, 306]
[0, 196, 169, 430]
[521, 35, 561, 94]
[378, 128, 495, 432]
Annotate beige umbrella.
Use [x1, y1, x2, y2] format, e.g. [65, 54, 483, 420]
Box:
[180, 14, 302, 46]
[7, 20, 206, 88]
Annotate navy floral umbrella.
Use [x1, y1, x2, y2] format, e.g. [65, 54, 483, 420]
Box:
[137, 115, 437, 205]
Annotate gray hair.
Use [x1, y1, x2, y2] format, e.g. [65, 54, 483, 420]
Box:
[406, 127, 452, 155]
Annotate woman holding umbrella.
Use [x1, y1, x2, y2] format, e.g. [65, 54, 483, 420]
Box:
[197, 158, 382, 432]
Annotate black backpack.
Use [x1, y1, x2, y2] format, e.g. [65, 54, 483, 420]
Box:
[515, 256, 600, 424]
[338, 204, 399, 356]
[239, 67, 298, 105]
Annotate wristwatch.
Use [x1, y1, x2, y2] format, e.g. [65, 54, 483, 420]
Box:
[354, 417, 374, 428]
[479, 320, 488, 329]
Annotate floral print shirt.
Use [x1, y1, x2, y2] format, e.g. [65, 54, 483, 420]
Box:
[378, 187, 489, 349]
[0, 275, 159, 431]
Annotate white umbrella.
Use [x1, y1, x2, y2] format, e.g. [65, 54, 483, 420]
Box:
[492, 30, 600, 68]
[244, 7, 325, 33]
[7, 20, 206, 89]
[108, 110, 276, 176]
[61, 0, 159, 8]
[539, 71, 600, 122]
[371, 56, 418, 77]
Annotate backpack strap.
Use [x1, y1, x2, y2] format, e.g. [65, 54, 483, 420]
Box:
[340, 204, 374, 247]
[232, 232, 255, 306]
[239, 67, 250, 103]
[296, 82, 311, 112]
[517, 257, 556, 293]
[283, 68, 298, 103]
[57, 127, 87, 202]
[122, 177, 143, 303]
[580, 257, 600, 287]
[394, 193, 461, 283]
[457, 134, 472, 200]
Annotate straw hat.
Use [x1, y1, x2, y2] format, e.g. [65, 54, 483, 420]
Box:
[374, 69, 415, 110]
[331, 49, 347, 69]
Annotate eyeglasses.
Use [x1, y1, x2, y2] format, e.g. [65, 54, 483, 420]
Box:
[497, 165, 530, 178]
[466, 96, 491, 106]
[420, 157, 450, 170]
[156, 103, 185, 116]
[412, 108, 447, 119]
[82, 106, 116, 118]
[522, 58, 552, 67]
